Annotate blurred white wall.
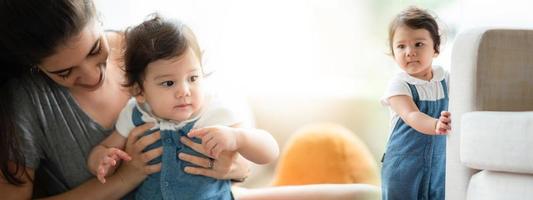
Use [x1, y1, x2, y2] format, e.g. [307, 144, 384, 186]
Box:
[94, 0, 381, 98]
[93, 0, 533, 127]
[458, 0, 533, 30]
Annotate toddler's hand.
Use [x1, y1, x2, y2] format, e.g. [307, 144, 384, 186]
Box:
[97, 147, 131, 183]
[436, 111, 451, 135]
[188, 126, 239, 159]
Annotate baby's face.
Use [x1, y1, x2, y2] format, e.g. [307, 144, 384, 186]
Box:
[136, 47, 204, 122]
[392, 25, 438, 80]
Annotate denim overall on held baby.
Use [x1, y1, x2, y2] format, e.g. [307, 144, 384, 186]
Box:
[381, 79, 448, 200]
[130, 106, 233, 200]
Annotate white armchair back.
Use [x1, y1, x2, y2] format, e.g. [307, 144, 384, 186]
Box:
[447, 28, 533, 200]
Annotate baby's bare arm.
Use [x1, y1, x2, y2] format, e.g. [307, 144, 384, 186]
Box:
[188, 125, 279, 165]
[388, 95, 440, 135]
[231, 124, 279, 165]
[87, 131, 128, 176]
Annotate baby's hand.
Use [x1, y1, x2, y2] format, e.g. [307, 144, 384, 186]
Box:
[97, 147, 131, 183]
[436, 111, 452, 135]
[187, 126, 239, 159]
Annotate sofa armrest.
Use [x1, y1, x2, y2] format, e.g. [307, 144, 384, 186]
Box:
[461, 111, 533, 174]
[467, 170, 533, 200]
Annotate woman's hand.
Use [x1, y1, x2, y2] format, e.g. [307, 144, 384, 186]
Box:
[178, 136, 251, 180]
[115, 123, 162, 186]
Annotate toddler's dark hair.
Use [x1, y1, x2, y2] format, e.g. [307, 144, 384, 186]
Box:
[388, 6, 440, 55]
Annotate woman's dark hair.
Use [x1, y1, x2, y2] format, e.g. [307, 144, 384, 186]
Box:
[388, 6, 441, 55]
[0, 0, 96, 185]
[123, 14, 202, 95]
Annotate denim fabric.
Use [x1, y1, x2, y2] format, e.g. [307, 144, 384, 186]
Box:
[381, 80, 448, 200]
[128, 106, 232, 200]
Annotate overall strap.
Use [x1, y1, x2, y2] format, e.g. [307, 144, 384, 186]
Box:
[406, 82, 420, 102]
[179, 120, 198, 136]
[132, 105, 145, 126]
[440, 79, 448, 99]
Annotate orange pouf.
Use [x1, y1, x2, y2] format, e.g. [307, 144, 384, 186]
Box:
[272, 123, 380, 186]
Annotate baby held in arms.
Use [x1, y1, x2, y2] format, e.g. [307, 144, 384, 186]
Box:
[87, 15, 279, 200]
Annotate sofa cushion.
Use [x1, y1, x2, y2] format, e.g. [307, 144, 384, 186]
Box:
[467, 170, 533, 200]
[460, 111, 533, 174]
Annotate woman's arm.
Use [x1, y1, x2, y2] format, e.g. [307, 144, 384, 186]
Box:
[39, 167, 141, 200]
[388, 95, 438, 135]
[0, 123, 162, 200]
[0, 161, 138, 200]
[47, 123, 161, 200]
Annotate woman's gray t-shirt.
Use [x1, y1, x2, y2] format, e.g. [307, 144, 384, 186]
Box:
[11, 73, 113, 197]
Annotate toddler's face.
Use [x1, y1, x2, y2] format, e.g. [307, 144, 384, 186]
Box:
[392, 25, 437, 80]
[136, 48, 204, 122]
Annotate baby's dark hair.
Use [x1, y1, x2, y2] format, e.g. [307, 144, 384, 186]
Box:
[123, 14, 202, 95]
[388, 6, 440, 55]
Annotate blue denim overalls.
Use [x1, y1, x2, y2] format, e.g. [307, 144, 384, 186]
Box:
[381, 79, 448, 200]
[129, 106, 233, 200]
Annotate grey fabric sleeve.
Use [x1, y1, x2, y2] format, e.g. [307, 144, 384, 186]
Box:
[11, 80, 43, 169]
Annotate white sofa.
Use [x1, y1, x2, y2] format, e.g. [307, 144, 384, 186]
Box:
[446, 28, 533, 200]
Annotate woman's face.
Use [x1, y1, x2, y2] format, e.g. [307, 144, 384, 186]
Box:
[39, 20, 109, 93]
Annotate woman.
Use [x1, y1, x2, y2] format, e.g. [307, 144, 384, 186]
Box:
[0, 0, 249, 199]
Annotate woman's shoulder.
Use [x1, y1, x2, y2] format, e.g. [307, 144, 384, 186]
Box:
[105, 30, 124, 50]
[105, 30, 126, 72]
[8, 73, 72, 116]
[9, 73, 59, 97]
